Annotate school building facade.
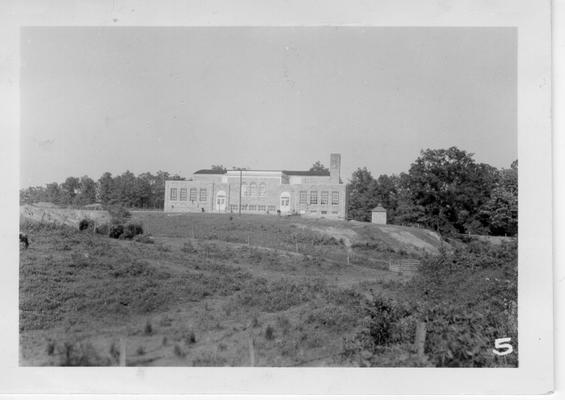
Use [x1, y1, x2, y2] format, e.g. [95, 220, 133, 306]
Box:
[164, 154, 347, 219]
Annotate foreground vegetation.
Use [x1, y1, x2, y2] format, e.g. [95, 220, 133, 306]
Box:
[19, 212, 517, 367]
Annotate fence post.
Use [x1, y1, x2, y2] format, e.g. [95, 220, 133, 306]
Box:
[248, 333, 255, 367]
[414, 321, 427, 359]
[119, 337, 127, 367]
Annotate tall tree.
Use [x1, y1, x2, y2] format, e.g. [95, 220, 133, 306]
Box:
[97, 172, 114, 205]
[60, 177, 80, 205]
[407, 147, 501, 233]
[74, 176, 97, 206]
[347, 167, 379, 222]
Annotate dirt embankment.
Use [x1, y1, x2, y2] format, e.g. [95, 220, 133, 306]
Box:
[20, 204, 111, 229]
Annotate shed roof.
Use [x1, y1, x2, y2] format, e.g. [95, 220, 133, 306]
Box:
[372, 204, 386, 212]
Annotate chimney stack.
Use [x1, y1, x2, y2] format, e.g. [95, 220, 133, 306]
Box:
[330, 153, 341, 184]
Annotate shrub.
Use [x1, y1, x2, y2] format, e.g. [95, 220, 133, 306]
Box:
[265, 325, 275, 340]
[79, 219, 94, 231]
[144, 320, 153, 335]
[123, 223, 143, 239]
[108, 224, 124, 239]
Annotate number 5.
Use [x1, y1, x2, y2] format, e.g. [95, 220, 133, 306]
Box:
[493, 337, 513, 356]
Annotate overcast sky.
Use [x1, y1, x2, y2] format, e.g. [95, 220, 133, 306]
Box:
[20, 27, 516, 187]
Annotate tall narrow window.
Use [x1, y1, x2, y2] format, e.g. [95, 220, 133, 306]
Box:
[199, 188, 207, 202]
[242, 182, 248, 197]
[321, 191, 328, 205]
[258, 182, 266, 197]
[299, 191, 307, 205]
[249, 182, 257, 197]
[180, 188, 187, 201]
[189, 188, 197, 201]
[170, 188, 177, 201]
[310, 191, 318, 205]
[332, 191, 339, 205]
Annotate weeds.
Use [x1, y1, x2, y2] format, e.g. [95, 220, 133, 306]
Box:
[265, 325, 275, 341]
[144, 321, 153, 336]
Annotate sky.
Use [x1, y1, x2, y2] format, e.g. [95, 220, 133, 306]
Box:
[20, 27, 517, 188]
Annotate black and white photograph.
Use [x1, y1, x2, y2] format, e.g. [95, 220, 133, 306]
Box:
[0, 0, 556, 396]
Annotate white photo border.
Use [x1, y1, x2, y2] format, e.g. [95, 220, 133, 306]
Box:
[0, 0, 553, 395]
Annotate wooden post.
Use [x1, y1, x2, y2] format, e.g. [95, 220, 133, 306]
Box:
[414, 322, 427, 359]
[119, 337, 127, 367]
[248, 333, 255, 367]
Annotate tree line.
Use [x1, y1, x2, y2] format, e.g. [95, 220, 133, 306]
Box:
[20, 171, 186, 210]
[20, 146, 517, 236]
[347, 147, 517, 236]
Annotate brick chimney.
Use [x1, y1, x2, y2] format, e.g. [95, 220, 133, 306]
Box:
[330, 153, 341, 184]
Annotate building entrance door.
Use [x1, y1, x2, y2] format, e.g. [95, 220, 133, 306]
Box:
[280, 192, 291, 214]
[215, 191, 226, 212]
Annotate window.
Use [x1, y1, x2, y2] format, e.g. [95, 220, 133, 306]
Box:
[332, 191, 339, 205]
[249, 182, 257, 197]
[180, 188, 187, 201]
[170, 188, 177, 201]
[321, 191, 328, 205]
[230, 204, 238, 212]
[281, 197, 290, 207]
[267, 205, 276, 212]
[258, 205, 266, 212]
[258, 182, 266, 197]
[242, 182, 248, 197]
[242, 204, 248, 211]
[189, 188, 197, 201]
[299, 191, 307, 205]
[321, 211, 327, 215]
[249, 204, 257, 211]
[199, 188, 207, 202]
[310, 191, 318, 205]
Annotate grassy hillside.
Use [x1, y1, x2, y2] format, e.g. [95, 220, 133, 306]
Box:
[19, 212, 515, 367]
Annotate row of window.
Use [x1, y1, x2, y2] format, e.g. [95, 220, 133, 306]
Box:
[170, 188, 340, 206]
[170, 188, 207, 202]
[299, 191, 340, 206]
[229, 204, 278, 212]
[241, 182, 266, 197]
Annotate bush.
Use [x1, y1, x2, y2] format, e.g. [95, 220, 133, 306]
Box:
[144, 320, 153, 335]
[265, 325, 275, 340]
[108, 224, 124, 239]
[123, 223, 143, 239]
[79, 219, 94, 231]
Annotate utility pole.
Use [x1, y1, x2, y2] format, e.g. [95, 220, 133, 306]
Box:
[239, 168, 242, 216]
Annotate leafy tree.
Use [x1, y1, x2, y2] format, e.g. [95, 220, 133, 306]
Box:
[309, 161, 329, 174]
[97, 172, 113, 205]
[45, 182, 62, 204]
[347, 167, 379, 221]
[407, 147, 497, 233]
[60, 177, 80, 205]
[478, 161, 518, 236]
[74, 176, 97, 206]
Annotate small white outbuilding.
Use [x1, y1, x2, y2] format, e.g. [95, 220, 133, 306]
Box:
[371, 204, 387, 224]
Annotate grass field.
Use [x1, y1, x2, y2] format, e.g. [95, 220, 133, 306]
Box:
[19, 211, 515, 367]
